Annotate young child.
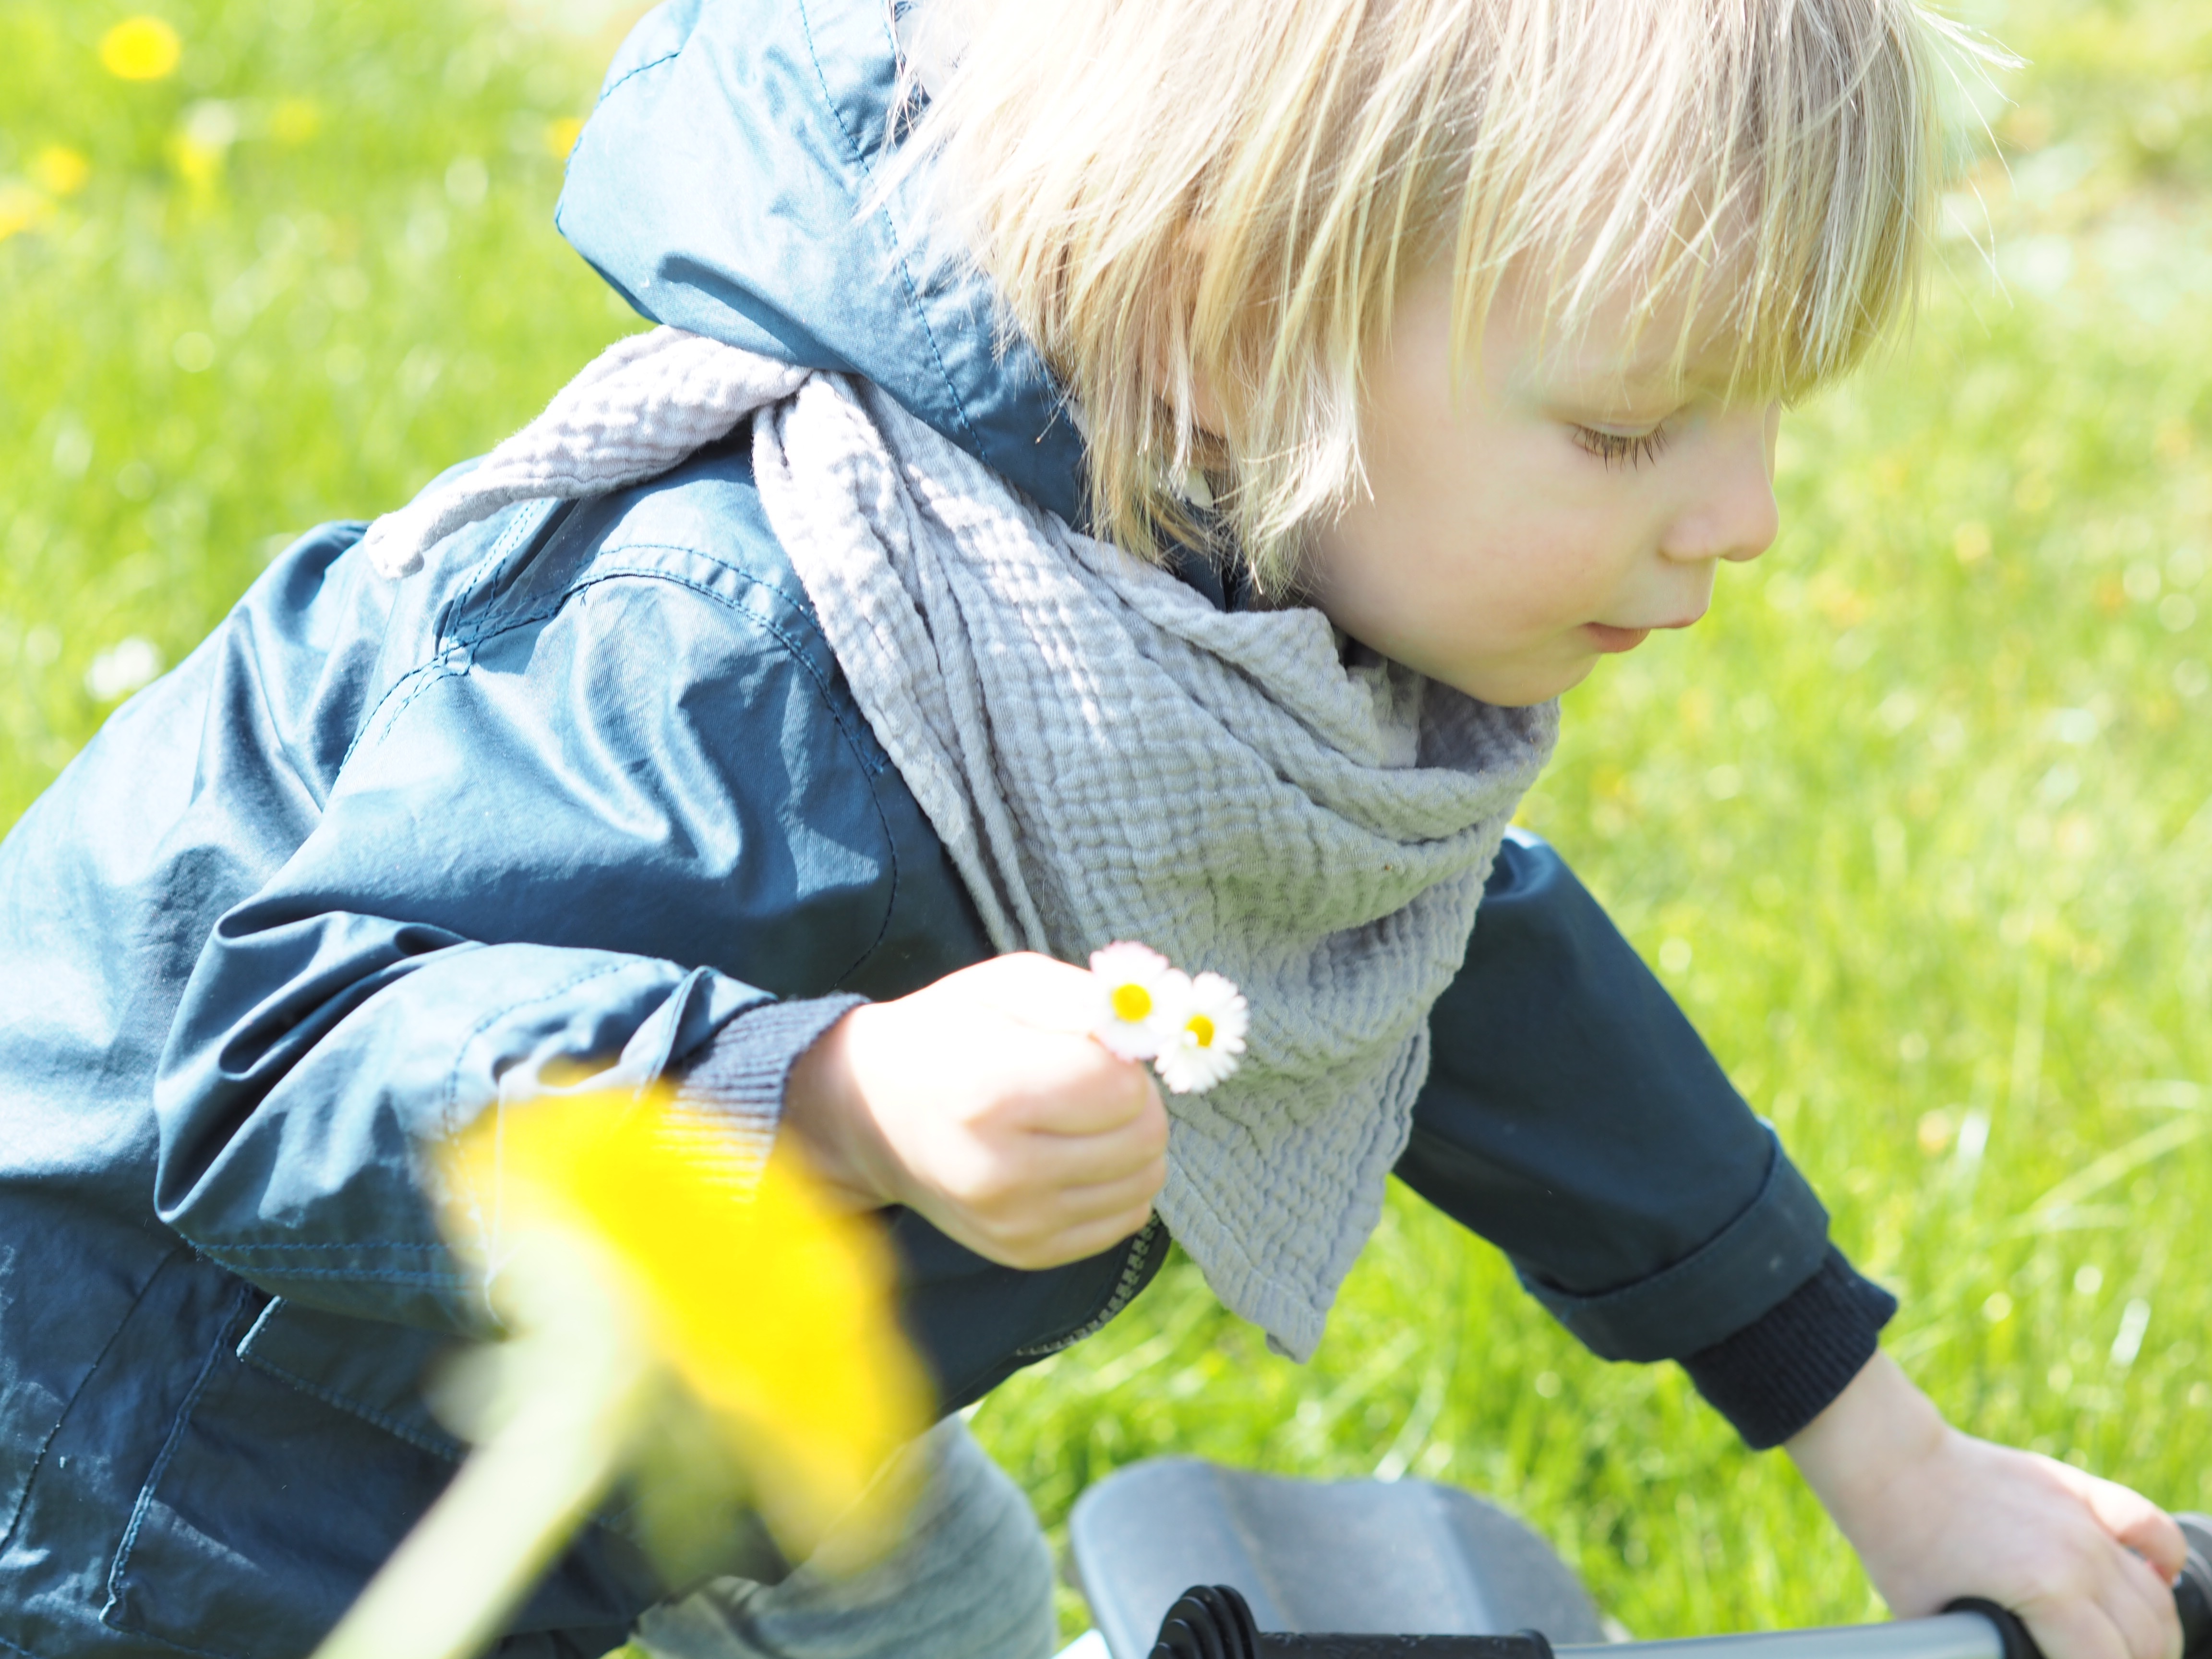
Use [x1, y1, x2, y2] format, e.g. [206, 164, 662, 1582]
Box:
[0, 0, 2190, 1657]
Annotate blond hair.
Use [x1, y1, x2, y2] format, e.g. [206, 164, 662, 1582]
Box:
[897, 0, 1976, 588]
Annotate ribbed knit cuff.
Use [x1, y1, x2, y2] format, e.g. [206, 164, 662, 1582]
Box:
[1679, 1246, 1899, 1450]
[667, 993, 867, 1169]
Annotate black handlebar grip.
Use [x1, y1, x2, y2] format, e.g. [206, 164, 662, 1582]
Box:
[1148, 1585, 1559, 1659]
[1942, 1599, 2045, 1659]
[1949, 1515, 2212, 1659]
[2176, 1513, 2212, 1659]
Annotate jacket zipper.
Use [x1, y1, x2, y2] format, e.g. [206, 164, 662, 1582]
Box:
[1012, 1214, 1167, 1359]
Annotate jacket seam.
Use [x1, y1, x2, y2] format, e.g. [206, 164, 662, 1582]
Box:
[1527, 1130, 1804, 1317]
[102, 1284, 260, 1639]
[0, 1245, 190, 1558]
[204, 1240, 448, 1254]
[333, 500, 566, 775]
[439, 957, 649, 1142]
[793, 0, 991, 469]
[537, 557, 905, 977]
[593, 41, 683, 108]
[434, 959, 668, 1268]
[407, 561, 905, 982]
[1522, 1140, 1829, 1364]
[445, 501, 583, 653]
[216, 1265, 473, 1285]
[436, 501, 569, 653]
[235, 1351, 465, 1465]
[439, 552, 886, 777]
[335, 653, 468, 775]
[234, 1350, 635, 1540]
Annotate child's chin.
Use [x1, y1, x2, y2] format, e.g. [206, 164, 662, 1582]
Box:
[1443, 654, 1596, 707]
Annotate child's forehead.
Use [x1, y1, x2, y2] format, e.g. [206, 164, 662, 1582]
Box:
[1492, 269, 1748, 408]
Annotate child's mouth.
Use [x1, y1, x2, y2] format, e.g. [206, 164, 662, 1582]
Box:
[1583, 623, 1652, 653]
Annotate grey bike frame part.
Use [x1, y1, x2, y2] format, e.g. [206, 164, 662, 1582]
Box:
[1559, 1614, 2006, 1659]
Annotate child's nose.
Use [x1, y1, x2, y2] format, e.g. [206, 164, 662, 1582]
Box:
[1660, 405, 1780, 567]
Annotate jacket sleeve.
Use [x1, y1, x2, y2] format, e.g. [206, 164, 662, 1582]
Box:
[150, 559, 896, 1338]
[1398, 830, 1895, 1448]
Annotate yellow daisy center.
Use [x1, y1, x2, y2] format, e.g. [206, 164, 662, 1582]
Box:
[1111, 983, 1153, 1022]
[1187, 1014, 1215, 1048]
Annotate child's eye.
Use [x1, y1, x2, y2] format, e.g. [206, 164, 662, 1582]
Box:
[1572, 425, 1672, 470]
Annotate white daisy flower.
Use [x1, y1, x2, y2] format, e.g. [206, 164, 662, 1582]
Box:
[1087, 942, 1189, 1060]
[1154, 971, 1248, 1095]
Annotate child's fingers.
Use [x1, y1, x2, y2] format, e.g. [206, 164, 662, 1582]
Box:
[2104, 1544, 2186, 1659]
[2066, 1469, 2189, 1583]
[2026, 1591, 2141, 1659]
[2018, 1483, 2184, 1659]
[960, 950, 1108, 1034]
[1023, 1058, 1167, 1139]
[2046, 1464, 2187, 1659]
[1045, 1203, 1159, 1265]
[1013, 1126, 1165, 1202]
[973, 1183, 1155, 1269]
[1055, 1160, 1167, 1222]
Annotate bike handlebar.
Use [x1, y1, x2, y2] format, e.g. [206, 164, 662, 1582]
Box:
[1147, 1513, 2212, 1659]
[1952, 1510, 2212, 1659]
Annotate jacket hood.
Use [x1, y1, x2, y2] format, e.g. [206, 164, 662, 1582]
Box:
[554, 0, 1085, 525]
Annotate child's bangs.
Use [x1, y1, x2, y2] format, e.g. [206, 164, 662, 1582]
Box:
[1456, 0, 1961, 410]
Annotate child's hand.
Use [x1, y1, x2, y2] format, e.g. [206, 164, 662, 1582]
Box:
[781, 954, 1170, 1270]
[1790, 1354, 2187, 1659]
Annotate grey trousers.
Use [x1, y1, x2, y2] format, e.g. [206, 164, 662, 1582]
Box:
[632, 1418, 1057, 1659]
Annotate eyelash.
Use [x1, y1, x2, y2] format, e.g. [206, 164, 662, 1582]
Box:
[1573, 426, 1672, 470]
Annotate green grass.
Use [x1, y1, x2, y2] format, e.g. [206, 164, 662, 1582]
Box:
[6, 0, 2212, 1644]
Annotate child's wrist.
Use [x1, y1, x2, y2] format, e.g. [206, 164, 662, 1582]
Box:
[781, 1006, 901, 1211]
[1786, 1351, 1951, 1529]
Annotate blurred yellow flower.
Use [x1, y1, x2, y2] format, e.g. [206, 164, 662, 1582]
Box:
[0, 184, 51, 244]
[171, 102, 239, 194]
[310, 1091, 929, 1659]
[30, 147, 90, 198]
[99, 16, 182, 81]
[545, 116, 586, 157]
[446, 1092, 930, 1543]
[172, 137, 222, 191]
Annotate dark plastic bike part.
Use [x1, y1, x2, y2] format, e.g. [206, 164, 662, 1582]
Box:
[2178, 1513, 2212, 1659]
[1071, 1459, 1605, 1659]
[1938, 1601, 2041, 1659]
[1948, 1514, 2212, 1659]
[1150, 1584, 1560, 1659]
[1087, 1458, 2212, 1659]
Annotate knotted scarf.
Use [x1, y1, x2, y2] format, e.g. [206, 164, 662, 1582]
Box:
[366, 327, 1557, 1360]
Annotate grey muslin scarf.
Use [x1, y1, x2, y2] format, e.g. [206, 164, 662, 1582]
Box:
[368, 327, 1557, 1361]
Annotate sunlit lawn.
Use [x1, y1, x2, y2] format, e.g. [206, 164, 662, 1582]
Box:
[5, 0, 2210, 1644]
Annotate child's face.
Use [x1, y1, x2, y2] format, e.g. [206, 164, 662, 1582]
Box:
[1309, 267, 1780, 708]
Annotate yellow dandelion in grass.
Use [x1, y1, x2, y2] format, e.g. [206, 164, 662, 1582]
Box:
[0, 184, 51, 244]
[545, 116, 586, 158]
[99, 17, 182, 82]
[312, 1091, 929, 1659]
[31, 147, 91, 199]
[170, 101, 238, 193]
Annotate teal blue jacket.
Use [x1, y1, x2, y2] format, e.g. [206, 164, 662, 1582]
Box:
[0, 1, 1891, 1654]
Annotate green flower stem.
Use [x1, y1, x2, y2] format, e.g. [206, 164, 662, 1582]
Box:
[313, 1245, 657, 1659]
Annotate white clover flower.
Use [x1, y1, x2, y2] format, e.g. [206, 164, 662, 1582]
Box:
[1154, 971, 1248, 1095]
[1087, 941, 1189, 1060]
